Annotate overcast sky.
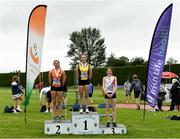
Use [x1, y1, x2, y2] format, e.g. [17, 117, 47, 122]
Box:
[0, 0, 179, 73]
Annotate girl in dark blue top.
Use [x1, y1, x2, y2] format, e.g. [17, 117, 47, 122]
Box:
[11, 75, 24, 113]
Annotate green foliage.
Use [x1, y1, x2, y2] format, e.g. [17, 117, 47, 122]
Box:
[130, 57, 146, 66]
[166, 57, 178, 64]
[0, 64, 180, 87]
[106, 54, 129, 67]
[106, 55, 146, 67]
[67, 27, 106, 68]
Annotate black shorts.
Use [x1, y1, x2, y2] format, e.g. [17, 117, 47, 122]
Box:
[51, 86, 64, 91]
[46, 91, 51, 103]
[134, 91, 141, 98]
[78, 80, 90, 86]
[105, 93, 116, 99]
[89, 93, 93, 97]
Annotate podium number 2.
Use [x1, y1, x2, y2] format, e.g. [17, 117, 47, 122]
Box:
[83, 120, 88, 130]
[56, 125, 61, 134]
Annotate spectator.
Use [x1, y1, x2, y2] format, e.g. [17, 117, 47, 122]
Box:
[170, 78, 180, 111]
[130, 74, 144, 110]
[157, 82, 167, 111]
[40, 86, 52, 112]
[124, 79, 131, 103]
[37, 81, 43, 93]
[11, 75, 24, 113]
[89, 82, 94, 103]
[62, 79, 68, 108]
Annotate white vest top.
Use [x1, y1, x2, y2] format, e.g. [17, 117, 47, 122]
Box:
[104, 76, 116, 94]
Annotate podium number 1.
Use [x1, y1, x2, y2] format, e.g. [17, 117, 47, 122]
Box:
[83, 120, 88, 130]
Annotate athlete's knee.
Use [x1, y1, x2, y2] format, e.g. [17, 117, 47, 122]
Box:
[85, 94, 89, 98]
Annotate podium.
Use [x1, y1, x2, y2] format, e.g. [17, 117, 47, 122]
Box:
[44, 120, 72, 134]
[44, 112, 127, 135]
[72, 112, 99, 134]
[99, 124, 127, 134]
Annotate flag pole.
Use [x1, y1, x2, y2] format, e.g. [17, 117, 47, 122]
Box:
[24, 6, 31, 124]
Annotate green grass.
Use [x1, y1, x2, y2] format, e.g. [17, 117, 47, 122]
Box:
[0, 87, 180, 138]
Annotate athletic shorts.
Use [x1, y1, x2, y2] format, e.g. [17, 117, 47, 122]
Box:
[46, 91, 51, 103]
[89, 93, 93, 97]
[134, 91, 141, 98]
[51, 86, 64, 91]
[12, 94, 21, 100]
[78, 80, 90, 86]
[105, 93, 116, 99]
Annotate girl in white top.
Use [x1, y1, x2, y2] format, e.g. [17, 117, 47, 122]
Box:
[124, 79, 131, 103]
[39, 86, 52, 112]
[102, 68, 117, 127]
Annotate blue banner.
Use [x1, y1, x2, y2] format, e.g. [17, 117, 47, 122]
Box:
[146, 4, 173, 108]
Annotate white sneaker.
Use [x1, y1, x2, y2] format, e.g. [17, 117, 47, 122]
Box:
[86, 108, 89, 114]
[50, 109, 53, 112]
[16, 108, 22, 112]
[16, 106, 22, 112]
[80, 109, 83, 114]
[13, 109, 17, 114]
[44, 110, 49, 113]
[148, 108, 156, 112]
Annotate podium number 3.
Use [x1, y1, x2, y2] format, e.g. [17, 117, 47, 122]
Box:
[56, 125, 61, 134]
[112, 128, 115, 134]
[83, 120, 88, 130]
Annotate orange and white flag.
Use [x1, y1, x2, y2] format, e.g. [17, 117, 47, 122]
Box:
[24, 5, 47, 106]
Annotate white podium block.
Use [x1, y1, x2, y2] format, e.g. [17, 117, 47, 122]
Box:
[72, 112, 99, 134]
[44, 120, 72, 134]
[99, 124, 127, 134]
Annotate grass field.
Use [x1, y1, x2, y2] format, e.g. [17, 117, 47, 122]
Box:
[0, 87, 180, 138]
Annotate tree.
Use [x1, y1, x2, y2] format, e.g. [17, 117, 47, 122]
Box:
[166, 57, 178, 65]
[67, 27, 106, 68]
[106, 55, 129, 67]
[118, 56, 129, 66]
[106, 53, 118, 67]
[130, 57, 145, 66]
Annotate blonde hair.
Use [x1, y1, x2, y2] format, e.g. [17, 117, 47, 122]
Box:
[12, 75, 19, 82]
